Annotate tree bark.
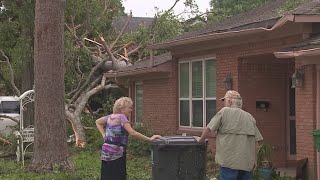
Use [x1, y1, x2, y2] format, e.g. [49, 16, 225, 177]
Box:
[30, 0, 73, 172]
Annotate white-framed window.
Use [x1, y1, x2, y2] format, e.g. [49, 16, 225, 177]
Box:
[135, 81, 143, 123]
[179, 58, 216, 128]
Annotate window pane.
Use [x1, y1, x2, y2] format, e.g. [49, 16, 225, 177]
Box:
[180, 100, 190, 126]
[136, 83, 143, 123]
[192, 100, 203, 127]
[192, 61, 203, 98]
[206, 100, 216, 125]
[206, 60, 216, 97]
[180, 63, 189, 98]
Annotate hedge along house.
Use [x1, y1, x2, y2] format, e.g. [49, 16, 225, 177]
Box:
[105, 0, 320, 177]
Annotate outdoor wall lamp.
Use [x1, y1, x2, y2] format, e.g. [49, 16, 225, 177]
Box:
[223, 73, 233, 90]
[291, 68, 304, 88]
[256, 101, 270, 112]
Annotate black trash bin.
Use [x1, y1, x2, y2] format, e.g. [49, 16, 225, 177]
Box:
[151, 136, 207, 180]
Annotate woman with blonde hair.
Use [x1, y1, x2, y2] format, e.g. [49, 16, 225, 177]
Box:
[96, 97, 161, 180]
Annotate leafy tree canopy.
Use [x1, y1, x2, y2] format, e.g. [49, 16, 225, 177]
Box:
[208, 0, 271, 21]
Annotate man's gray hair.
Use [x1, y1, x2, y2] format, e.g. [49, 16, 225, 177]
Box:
[230, 98, 243, 108]
[223, 90, 243, 108]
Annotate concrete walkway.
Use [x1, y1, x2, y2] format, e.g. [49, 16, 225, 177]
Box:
[277, 167, 296, 178]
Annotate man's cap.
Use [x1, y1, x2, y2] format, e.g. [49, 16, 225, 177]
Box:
[219, 90, 242, 101]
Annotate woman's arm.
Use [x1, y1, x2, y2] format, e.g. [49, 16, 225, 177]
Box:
[95, 116, 108, 138]
[123, 123, 161, 142]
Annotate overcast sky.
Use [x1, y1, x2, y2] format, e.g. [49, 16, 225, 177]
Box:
[123, 0, 211, 18]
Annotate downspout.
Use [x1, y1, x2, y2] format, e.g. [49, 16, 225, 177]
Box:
[150, 49, 154, 67]
[317, 64, 320, 180]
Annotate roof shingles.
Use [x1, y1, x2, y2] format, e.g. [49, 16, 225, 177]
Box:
[113, 52, 172, 73]
[172, 0, 320, 41]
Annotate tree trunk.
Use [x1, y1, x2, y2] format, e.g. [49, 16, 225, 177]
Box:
[30, 0, 73, 172]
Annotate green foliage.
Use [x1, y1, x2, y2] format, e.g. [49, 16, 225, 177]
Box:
[120, 11, 184, 62]
[88, 90, 123, 118]
[153, 12, 184, 44]
[0, 21, 21, 84]
[208, 0, 271, 21]
[0, 0, 35, 94]
[127, 124, 153, 157]
[257, 143, 273, 166]
[64, 32, 94, 92]
[127, 155, 152, 180]
[65, 0, 124, 37]
[0, 149, 101, 180]
[0, 142, 293, 180]
[63, 0, 125, 92]
[0, 128, 18, 157]
[83, 128, 103, 151]
[278, 0, 306, 15]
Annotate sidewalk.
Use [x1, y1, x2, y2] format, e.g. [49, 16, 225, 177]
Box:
[277, 167, 296, 178]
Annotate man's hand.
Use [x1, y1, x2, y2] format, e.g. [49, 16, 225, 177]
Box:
[252, 162, 257, 171]
[194, 136, 205, 143]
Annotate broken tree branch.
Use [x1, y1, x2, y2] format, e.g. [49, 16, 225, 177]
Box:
[69, 58, 107, 103]
[167, 0, 181, 13]
[0, 49, 21, 96]
[0, 136, 12, 145]
[0, 115, 19, 123]
[109, 12, 133, 50]
[97, 0, 110, 21]
[99, 36, 119, 69]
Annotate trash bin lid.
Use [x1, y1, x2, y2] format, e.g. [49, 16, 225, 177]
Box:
[151, 136, 200, 146]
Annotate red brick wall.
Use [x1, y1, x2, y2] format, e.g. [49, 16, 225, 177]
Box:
[137, 62, 178, 135]
[210, 36, 301, 167]
[132, 34, 318, 169]
[295, 64, 317, 179]
[172, 35, 300, 167]
[239, 61, 289, 167]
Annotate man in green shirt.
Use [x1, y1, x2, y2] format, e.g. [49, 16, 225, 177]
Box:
[196, 90, 263, 180]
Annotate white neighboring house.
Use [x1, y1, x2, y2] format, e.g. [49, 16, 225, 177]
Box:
[0, 96, 20, 136]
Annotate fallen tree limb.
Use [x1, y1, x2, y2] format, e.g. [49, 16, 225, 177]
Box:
[0, 115, 19, 123]
[0, 136, 13, 145]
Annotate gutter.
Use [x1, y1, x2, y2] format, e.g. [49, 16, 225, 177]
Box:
[104, 66, 170, 78]
[274, 48, 320, 58]
[147, 15, 295, 50]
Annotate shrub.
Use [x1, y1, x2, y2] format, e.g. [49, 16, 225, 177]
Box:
[127, 124, 153, 157]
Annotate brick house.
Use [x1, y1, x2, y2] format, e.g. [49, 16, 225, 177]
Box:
[106, 0, 320, 178]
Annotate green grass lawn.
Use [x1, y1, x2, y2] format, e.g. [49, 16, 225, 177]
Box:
[0, 147, 291, 180]
[0, 148, 220, 180]
[0, 126, 219, 180]
[0, 151, 154, 180]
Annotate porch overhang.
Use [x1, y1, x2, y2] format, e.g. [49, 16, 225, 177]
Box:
[274, 48, 320, 65]
[105, 67, 171, 86]
[104, 67, 171, 78]
[147, 14, 320, 50]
